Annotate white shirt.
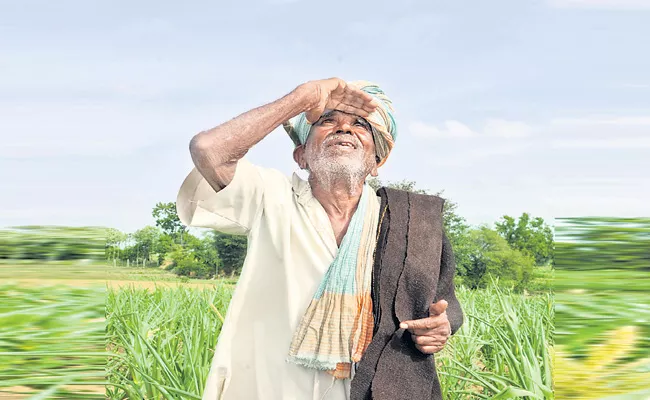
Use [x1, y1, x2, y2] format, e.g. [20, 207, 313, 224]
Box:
[176, 158, 352, 400]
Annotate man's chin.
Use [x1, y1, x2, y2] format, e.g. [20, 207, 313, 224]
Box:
[321, 149, 364, 162]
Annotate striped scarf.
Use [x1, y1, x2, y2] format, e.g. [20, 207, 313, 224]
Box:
[287, 184, 380, 379]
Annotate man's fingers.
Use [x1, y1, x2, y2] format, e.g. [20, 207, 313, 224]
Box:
[400, 318, 433, 330]
[410, 323, 451, 337]
[335, 97, 377, 116]
[339, 93, 366, 108]
[331, 103, 371, 118]
[412, 334, 447, 347]
[309, 79, 378, 123]
[305, 110, 319, 124]
[305, 103, 327, 124]
[429, 300, 448, 316]
[416, 344, 444, 355]
[343, 84, 376, 103]
[400, 314, 448, 331]
[337, 88, 378, 109]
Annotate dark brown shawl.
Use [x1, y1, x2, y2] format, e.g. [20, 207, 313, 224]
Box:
[350, 187, 464, 400]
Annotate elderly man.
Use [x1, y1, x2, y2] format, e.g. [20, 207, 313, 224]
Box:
[176, 78, 463, 400]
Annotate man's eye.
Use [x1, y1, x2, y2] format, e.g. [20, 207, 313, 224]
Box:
[355, 121, 370, 130]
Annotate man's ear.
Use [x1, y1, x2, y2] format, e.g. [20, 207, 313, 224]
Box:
[293, 145, 307, 170]
[370, 156, 379, 177]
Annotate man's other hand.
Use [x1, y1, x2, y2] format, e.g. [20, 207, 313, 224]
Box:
[399, 300, 452, 355]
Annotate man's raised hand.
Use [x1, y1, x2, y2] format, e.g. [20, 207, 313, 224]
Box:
[399, 300, 452, 355]
[301, 78, 379, 124]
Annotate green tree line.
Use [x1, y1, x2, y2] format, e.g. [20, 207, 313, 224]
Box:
[555, 217, 650, 271]
[104, 202, 246, 278]
[0, 226, 106, 261]
[1, 182, 556, 289]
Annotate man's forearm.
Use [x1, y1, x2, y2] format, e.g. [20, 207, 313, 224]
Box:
[189, 84, 315, 190]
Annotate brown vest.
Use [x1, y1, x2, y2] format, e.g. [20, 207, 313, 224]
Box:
[350, 187, 463, 400]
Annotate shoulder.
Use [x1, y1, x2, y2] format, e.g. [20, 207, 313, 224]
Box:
[376, 187, 445, 213]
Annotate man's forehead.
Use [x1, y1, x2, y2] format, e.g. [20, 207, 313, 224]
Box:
[319, 109, 369, 123]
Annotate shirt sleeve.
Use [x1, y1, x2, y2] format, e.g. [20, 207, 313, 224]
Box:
[175, 158, 289, 235]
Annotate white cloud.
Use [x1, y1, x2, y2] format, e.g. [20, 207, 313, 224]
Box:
[548, 0, 650, 9]
[0, 101, 229, 158]
[617, 83, 650, 89]
[548, 115, 650, 149]
[267, 0, 302, 4]
[551, 116, 650, 126]
[410, 120, 477, 138]
[0, 104, 162, 158]
[410, 113, 650, 169]
[545, 195, 649, 218]
[429, 143, 533, 167]
[410, 119, 533, 139]
[484, 119, 534, 138]
[552, 137, 650, 149]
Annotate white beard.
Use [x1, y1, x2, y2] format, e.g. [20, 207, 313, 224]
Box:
[305, 145, 369, 196]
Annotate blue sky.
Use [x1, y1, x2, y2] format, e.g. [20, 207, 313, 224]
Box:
[1, 0, 648, 233]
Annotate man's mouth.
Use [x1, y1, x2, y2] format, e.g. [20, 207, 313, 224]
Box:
[327, 138, 358, 149]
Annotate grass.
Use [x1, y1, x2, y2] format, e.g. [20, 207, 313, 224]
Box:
[553, 268, 650, 399]
[554, 269, 650, 359]
[1, 262, 554, 399]
[105, 284, 233, 399]
[8, 262, 649, 399]
[554, 268, 650, 292]
[103, 279, 553, 400]
[0, 283, 107, 399]
[437, 284, 553, 399]
[0, 262, 220, 399]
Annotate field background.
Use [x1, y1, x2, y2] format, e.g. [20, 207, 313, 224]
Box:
[1, 261, 555, 400]
[0, 261, 220, 400]
[2, 257, 650, 399]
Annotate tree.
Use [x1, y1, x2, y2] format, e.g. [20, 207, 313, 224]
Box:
[152, 202, 187, 243]
[495, 213, 554, 265]
[169, 244, 211, 278]
[555, 217, 650, 271]
[2, 226, 106, 261]
[153, 234, 174, 265]
[106, 228, 127, 264]
[368, 178, 427, 195]
[132, 226, 161, 267]
[461, 226, 534, 290]
[211, 232, 248, 276]
[194, 234, 221, 277]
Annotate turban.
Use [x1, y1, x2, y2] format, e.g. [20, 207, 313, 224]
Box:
[282, 80, 398, 168]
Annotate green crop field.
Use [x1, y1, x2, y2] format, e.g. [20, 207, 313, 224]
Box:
[0, 283, 107, 399]
[3, 262, 649, 399]
[105, 282, 555, 400]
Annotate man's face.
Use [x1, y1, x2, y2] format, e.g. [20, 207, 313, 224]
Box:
[300, 110, 378, 182]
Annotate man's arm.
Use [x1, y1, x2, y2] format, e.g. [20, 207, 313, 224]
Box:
[188, 78, 378, 193]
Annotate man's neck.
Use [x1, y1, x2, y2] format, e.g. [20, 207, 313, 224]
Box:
[309, 176, 364, 219]
[310, 181, 364, 247]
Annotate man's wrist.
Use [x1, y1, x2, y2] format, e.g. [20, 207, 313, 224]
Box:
[291, 82, 319, 114]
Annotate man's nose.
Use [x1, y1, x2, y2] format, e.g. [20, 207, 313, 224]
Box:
[335, 121, 353, 135]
